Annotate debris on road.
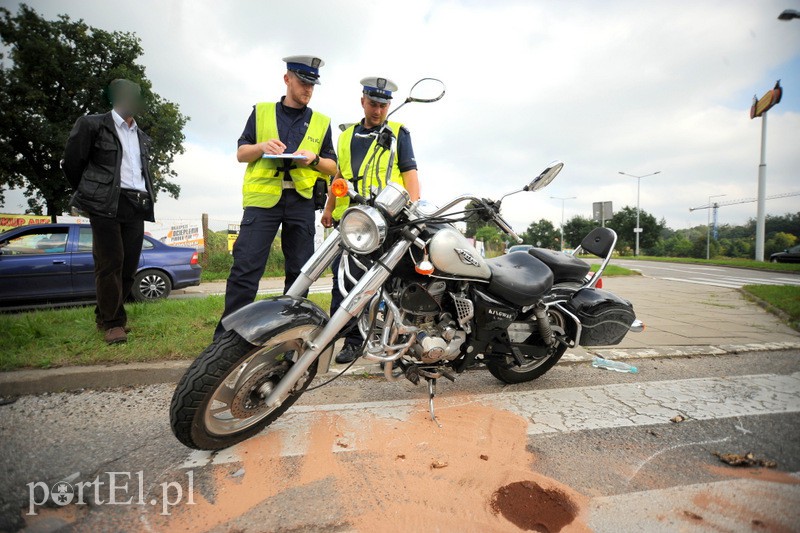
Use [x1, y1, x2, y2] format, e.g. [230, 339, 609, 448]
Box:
[670, 414, 686, 423]
[480, 454, 489, 461]
[490, 480, 578, 531]
[712, 451, 777, 468]
[430, 460, 448, 469]
[591, 356, 639, 374]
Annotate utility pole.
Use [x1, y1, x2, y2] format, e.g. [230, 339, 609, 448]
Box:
[619, 171, 660, 256]
[750, 80, 782, 261]
[551, 196, 576, 251]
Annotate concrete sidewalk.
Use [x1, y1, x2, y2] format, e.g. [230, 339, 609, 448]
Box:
[1, 275, 798, 396]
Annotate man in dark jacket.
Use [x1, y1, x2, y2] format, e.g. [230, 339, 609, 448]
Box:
[62, 79, 156, 344]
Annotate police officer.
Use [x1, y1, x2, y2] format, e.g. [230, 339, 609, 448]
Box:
[215, 55, 337, 340]
[321, 77, 420, 363]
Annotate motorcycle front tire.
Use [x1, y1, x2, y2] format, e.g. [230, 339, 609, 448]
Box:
[170, 326, 319, 450]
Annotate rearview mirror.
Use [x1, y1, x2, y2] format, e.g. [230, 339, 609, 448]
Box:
[407, 77, 446, 103]
[525, 161, 564, 192]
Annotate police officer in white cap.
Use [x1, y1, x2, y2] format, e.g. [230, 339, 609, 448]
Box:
[322, 76, 420, 363]
[215, 55, 337, 340]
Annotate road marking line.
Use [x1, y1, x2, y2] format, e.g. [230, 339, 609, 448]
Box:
[179, 371, 800, 466]
[659, 277, 742, 288]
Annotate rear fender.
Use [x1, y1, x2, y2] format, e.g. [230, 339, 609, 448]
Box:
[221, 296, 334, 372]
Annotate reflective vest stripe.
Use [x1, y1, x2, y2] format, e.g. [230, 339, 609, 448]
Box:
[332, 121, 404, 220]
[242, 102, 330, 208]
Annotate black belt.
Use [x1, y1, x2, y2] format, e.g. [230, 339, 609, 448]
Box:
[121, 188, 150, 200]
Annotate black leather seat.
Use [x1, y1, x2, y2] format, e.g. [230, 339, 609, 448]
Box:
[486, 253, 554, 307]
[527, 248, 591, 284]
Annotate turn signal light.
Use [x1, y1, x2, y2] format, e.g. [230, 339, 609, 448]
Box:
[331, 178, 349, 198]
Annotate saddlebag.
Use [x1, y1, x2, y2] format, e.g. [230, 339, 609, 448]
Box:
[562, 288, 636, 346]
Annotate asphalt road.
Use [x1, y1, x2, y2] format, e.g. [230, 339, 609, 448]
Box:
[2, 349, 798, 532]
[615, 259, 800, 289]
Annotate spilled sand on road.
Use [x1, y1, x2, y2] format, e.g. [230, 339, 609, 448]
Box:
[153, 396, 590, 532]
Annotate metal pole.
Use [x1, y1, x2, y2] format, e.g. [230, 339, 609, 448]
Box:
[706, 194, 725, 260]
[551, 196, 575, 251]
[635, 177, 641, 257]
[755, 112, 767, 261]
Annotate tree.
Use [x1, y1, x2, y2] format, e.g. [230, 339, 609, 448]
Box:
[562, 215, 596, 249]
[523, 219, 559, 249]
[765, 232, 797, 256]
[0, 4, 188, 218]
[605, 206, 663, 255]
[474, 225, 504, 254]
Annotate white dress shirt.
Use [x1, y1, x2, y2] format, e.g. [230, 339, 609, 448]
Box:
[111, 109, 146, 192]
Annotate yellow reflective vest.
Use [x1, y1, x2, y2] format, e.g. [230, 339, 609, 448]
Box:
[241, 102, 330, 208]
[332, 121, 405, 220]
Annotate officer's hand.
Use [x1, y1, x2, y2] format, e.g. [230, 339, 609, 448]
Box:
[293, 150, 316, 167]
[321, 210, 333, 228]
[261, 139, 286, 155]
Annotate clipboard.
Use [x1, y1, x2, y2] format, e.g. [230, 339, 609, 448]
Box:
[261, 154, 307, 159]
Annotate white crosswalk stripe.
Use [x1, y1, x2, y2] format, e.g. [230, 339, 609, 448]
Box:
[180, 371, 800, 467]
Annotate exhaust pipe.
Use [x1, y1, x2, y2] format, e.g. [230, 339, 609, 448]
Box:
[629, 319, 645, 333]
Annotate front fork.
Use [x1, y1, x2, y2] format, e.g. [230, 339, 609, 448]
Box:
[264, 229, 419, 409]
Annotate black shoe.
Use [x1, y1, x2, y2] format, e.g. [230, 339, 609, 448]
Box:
[335, 343, 361, 364]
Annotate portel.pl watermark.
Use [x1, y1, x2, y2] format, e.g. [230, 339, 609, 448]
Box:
[27, 471, 195, 516]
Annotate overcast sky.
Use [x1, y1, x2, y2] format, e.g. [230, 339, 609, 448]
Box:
[3, 0, 800, 234]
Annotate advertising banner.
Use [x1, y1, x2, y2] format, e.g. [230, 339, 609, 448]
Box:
[1, 214, 52, 233]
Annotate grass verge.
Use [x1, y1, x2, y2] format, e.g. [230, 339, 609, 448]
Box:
[590, 264, 639, 276]
[0, 293, 332, 371]
[740, 285, 800, 331]
[617, 256, 800, 273]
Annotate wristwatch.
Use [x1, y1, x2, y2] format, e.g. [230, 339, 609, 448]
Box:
[310, 154, 320, 167]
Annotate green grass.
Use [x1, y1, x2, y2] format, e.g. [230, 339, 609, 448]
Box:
[740, 285, 800, 331]
[590, 264, 639, 276]
[0, 293, 332, 371]
[618, 256, 800, 273]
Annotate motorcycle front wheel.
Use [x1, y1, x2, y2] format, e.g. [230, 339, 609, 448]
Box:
[170, 325, 320, 450]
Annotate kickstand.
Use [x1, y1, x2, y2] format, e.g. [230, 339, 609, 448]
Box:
[426, 377, 442, 428]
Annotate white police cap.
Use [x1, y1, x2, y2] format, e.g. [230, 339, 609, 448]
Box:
[283, 55, 325, 85]
[361, 77, 398, 103]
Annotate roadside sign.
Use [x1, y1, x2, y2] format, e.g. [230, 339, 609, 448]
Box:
[592, 201, 613, 224]
[750, 80, 782, 119]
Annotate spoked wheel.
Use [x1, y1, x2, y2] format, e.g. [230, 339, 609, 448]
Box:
[170, 325, 320, 450]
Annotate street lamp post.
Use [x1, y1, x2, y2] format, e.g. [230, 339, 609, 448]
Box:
[706, 194, 726, 260]
[551, 195, 576, 251]
[619, 171, 661, 256]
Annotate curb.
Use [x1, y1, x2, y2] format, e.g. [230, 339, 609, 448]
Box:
[2, 342, 799, 398]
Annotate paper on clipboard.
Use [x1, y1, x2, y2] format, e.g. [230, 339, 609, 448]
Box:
[261, 153, 307, 159]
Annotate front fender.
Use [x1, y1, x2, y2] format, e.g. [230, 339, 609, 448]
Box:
[221, 296, 334, 373]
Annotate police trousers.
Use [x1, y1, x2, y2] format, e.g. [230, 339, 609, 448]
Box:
[215, 189, 315, 339]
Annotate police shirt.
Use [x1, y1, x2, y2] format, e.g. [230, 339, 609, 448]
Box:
[346, 121, 417, 183]
[238, 96, 337, 180]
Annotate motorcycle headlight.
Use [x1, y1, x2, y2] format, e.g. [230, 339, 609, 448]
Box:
[339, 206, 387, 254]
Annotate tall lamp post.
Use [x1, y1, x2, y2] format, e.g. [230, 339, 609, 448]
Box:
[619, 170, 660, 256]
[706, 194, 726, 260]
[551, 195, 576, 251]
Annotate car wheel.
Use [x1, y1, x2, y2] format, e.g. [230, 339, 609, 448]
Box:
[132, 269, 172, 301]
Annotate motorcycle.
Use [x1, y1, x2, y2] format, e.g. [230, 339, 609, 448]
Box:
[170, 79, 643, 450]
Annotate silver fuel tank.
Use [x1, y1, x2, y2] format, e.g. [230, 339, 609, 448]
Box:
[428, 227, 492, 280]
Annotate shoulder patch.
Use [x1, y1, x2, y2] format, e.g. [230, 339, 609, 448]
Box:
[400, 125, 411, 134]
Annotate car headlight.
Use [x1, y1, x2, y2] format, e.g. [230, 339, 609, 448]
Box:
[339, 206, 387, 254]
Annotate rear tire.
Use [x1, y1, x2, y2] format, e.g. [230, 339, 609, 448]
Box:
[486, 343, 567, 384]
[170, 326, 319, 450]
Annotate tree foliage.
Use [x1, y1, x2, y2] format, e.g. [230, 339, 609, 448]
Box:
[523, 219, 559, 249]
[605, 206, 664, 255]
[0, 4, 188, 217]
[562, 215, 597, 249]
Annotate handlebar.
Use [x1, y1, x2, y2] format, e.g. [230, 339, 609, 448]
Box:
[426, 195, 523, 244]
[492, 213, 523, 244]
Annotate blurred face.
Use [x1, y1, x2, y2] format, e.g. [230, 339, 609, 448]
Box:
[284, 71, 315, 107]
[110, 80, 143, 118]
[361, 96, 390, 128]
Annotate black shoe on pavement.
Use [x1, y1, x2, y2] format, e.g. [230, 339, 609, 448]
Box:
[335, 343, 361, 364]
